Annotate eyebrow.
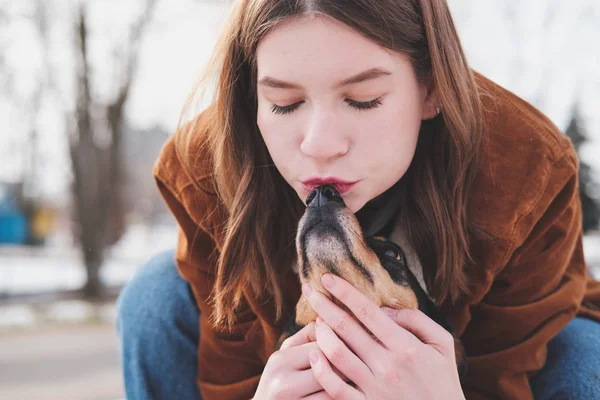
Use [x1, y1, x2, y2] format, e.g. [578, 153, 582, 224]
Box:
[257, 67, 392, 90]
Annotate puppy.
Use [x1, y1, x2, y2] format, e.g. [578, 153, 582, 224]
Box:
[280, 184, 466, 376]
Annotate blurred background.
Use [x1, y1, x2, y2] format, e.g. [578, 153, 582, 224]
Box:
[0, 0, 599, 399]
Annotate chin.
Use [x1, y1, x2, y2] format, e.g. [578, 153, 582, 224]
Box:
[343, 198, 363, 214]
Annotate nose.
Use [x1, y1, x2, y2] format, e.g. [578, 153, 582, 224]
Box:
[300, 111, 349, 161]
[306, 185, 344, 207]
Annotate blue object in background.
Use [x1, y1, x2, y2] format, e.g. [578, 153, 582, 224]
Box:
[0, 184, 29, 244]
[0, 211, 28, 244]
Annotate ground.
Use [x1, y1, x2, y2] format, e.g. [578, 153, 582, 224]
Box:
[0, 322, 123, 400]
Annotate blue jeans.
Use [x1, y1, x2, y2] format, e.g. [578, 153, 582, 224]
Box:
[116, 250, 600, 399]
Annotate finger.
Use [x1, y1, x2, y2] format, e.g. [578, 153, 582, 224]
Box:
[309, 348, 364, 400]
[382, 307, 455, 356]
[303, 283, 381, 365]
[272, 341, 320, 370]
[318, 274, 420, 350]
[301, 390, 335, 399]
[292, 369, 332, 397]
[280, 322, 317, 349]
[314, 317, 373, 390]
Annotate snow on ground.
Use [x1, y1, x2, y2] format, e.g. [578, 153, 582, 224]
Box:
[0, 223, 178, 296]
[0, 300, 117, 330]
[0, 223, 177, 329]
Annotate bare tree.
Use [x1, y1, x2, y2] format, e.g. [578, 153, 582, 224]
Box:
[67, 0, 157, 298]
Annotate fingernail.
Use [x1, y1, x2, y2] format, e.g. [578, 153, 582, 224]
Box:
[321, 274, 334, 288]
[302, 283, 313, 297]
[309, 351, 319, 364]
[316, 316, 324, 325]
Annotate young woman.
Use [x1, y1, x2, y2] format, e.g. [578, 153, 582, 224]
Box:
[116, 0, 600, 399]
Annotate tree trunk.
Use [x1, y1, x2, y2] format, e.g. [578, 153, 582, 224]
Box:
[83, 250, 104, 299]
[68, 1, 157, 299]
[71, 7, 109, 300]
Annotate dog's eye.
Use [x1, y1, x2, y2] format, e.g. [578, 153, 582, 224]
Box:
[383, 246, 400, 260]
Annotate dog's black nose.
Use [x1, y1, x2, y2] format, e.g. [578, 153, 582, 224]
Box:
[306, 185, 344, 207]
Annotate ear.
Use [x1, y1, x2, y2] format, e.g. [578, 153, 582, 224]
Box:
[295, 295, 318, 326]
[421, 79, 441, 121]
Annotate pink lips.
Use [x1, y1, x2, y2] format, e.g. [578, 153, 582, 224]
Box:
[301, 177, 358, 195]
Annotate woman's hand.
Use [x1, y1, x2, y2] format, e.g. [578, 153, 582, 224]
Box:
[254, 322, 335, 399]
[302, 273, 465, 400]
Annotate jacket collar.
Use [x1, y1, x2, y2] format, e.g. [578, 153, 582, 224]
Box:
[355, 178, 403, 238]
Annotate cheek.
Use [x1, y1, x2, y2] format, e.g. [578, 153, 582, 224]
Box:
[382, 133, 419, 181]
[361, 106, 420, 166]
[351, 104, 420, 203]
[257, 106, 280, 153]
[256, 107, 298, 173]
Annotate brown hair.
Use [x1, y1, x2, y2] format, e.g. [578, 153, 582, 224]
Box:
[175, 0, 487, 328]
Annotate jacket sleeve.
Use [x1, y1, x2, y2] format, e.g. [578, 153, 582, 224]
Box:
[153, 139, 264, 400]
[461, 150, 588, 399]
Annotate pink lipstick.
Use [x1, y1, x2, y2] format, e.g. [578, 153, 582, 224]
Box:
[301, 177, 358, 195]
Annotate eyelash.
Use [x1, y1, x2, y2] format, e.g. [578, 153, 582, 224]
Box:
[270, 97, 383, 115]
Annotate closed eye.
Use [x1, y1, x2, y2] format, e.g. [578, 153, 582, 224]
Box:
[270, 101, 303, 115]
[270, 97, 383, 115]
[346, 97, 382, 110]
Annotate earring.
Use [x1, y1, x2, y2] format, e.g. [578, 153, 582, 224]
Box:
[436, 107, 441, 115]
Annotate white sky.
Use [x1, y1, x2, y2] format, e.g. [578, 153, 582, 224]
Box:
[0, 0, 599, 203]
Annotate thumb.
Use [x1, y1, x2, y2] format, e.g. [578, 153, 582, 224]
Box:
[279, 322, 316, 349]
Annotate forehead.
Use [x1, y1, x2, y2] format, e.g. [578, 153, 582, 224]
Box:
[256, 14, 398, 79]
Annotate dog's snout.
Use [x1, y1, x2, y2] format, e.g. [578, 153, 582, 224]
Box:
[306, 185, 344, 207]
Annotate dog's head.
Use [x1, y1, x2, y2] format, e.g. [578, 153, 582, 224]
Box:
[289, 184, 466, 375]
[294, 184, 422, 324]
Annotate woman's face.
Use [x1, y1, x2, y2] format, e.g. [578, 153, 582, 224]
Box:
[256, 14, 439, 213]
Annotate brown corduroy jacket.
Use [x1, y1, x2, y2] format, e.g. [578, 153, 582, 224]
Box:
[153, 73, 600, 400]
